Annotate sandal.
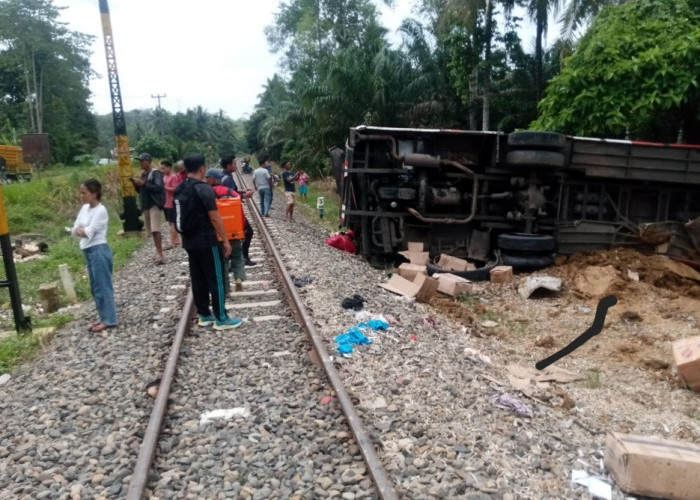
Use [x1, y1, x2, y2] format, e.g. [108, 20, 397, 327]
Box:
[89, 323, 117, 333]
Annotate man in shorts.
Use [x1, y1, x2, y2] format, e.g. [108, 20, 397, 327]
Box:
[131, 152, 165, 264]
[281, 160, 300, 222]
[297, 169, 309, 202]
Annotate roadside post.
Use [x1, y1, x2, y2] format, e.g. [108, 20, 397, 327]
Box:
[317, 196, 325, 218]
[0, 185, 31, 332]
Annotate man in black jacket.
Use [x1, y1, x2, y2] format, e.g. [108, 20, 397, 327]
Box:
[174, 152, 242, 330]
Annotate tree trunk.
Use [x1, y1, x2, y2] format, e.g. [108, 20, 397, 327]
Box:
[482, 0, 493, 131]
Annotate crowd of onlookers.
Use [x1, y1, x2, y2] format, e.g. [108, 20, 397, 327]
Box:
[72, 153, 311, 334]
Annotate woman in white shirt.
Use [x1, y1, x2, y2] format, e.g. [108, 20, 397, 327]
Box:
[71, 179, 118, 333]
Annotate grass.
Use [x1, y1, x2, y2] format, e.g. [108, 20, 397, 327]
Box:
[582, 369, 603, 389]
[0, 164, 143, 373]
[285, 176, 341, 233]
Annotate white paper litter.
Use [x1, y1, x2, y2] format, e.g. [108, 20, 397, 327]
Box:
[200, 407, 250, 425]
[571, 469, 612, 500]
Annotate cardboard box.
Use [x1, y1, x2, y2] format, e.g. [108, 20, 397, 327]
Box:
[378, 273, 438, 303]
[433, 273, 476, 297]
[397, 263, 427, 281]
[604, 432, 700, 500]
[407, 242, 424, 252]
[490, 265, 513, 284]
[437, 254, 473, 272]
[398, 248, 430, 265]
[672, 336, 700, 390]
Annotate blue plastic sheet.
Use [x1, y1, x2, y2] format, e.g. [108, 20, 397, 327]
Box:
[334, 318, 389, 354]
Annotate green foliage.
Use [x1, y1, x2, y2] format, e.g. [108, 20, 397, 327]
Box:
[135, 135, 177, 161]
[0, 331, 41, 374]
[0, 0, 98, 163]
[533, 0, 700, 142]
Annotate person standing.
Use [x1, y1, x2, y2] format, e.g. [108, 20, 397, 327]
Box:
[174, 153, 242, 330]
[70, 179, 118, 333]
[260, 154, 274, 205]
[205, 168, 246, 291]
[281, 160, 300, 222]
[252, 161, 273, 217]
[131, 153, 166, 264]
[297, 169, 309, 203]
[221, 156, 256, 266]
[161, 160, 181, 248]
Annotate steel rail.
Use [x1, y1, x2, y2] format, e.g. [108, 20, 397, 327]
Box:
[126, 290, 194, 499]
[126, 161, 398, 499]
[240, 167, 399, 500]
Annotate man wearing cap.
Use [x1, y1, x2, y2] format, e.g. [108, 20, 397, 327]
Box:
[131, 152, 166, 264]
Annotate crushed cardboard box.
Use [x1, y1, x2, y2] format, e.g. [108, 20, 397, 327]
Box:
[398, 241, 430, 266]
[379, 272, 438, 303]
[672, 335, 700, 391]
[604, 432, 700, 500]
[437, 254, 474, 272]
[433, 273, 477, 297]
[397, 263, 427, 281]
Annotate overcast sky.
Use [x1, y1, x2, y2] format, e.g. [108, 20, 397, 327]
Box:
[59, 0, 415, 120]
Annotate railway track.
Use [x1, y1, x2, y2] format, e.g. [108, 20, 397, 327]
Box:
[126, 169, 397, 498]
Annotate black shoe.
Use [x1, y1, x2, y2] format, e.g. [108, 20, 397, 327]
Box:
[245, 259, 257, 266]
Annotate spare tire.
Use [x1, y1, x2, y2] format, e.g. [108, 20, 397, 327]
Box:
[508, 131, 566, 150]
[498, 233, 557, 252]
[506, 150, 565, 168]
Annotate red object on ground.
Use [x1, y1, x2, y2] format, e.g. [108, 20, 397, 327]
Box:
[325, 233, 355, 254]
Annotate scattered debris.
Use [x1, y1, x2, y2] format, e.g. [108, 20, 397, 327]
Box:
[571, 470, 612, 500]
[620, 311, 643, 323]
[535, 335, 555, 348]
[379, 273, 438, 303]
[627, 269, 640, 282]
[291, 274, 313, 287]
[506, 364, 582, 397]
[463, 347, 491, 365]
[145, 379, 161, 399]
[0, 373, 11, 386]
[200, 407, 251, 425]
[518, 275, 562, 299]
[341, 294, 364, 310]
[334, 318, 389, 354]
[489, 392, 533, 418]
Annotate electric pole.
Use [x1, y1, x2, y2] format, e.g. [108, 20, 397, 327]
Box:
[151, 93, 166, 137]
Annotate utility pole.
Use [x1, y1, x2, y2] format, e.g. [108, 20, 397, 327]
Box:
[151, 93, 166, 137]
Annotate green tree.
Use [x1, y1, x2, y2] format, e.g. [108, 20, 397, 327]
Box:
[533, 0, 700, 142]
[0, 0, 97, 162]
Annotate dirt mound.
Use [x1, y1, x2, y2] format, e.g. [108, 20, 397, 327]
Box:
[552, 248, 700, 298]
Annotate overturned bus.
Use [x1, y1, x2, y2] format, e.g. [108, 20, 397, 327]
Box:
[337, 126, 700, 272]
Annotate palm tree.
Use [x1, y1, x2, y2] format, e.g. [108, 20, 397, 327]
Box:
[559, 0, 624, 38]
[523, 0, 562, 101]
